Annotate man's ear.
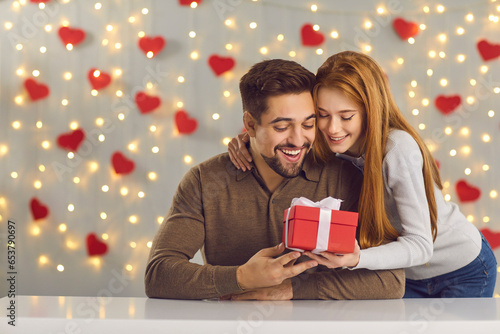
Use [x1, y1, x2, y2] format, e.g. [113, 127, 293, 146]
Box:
[243, 111, 257, 137]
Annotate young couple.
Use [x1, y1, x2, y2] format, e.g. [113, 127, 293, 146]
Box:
[145, 51, 496, 300]
[228, 51, 497, 298]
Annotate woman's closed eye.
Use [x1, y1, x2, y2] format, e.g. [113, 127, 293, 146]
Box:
[341, 114, 355, 121]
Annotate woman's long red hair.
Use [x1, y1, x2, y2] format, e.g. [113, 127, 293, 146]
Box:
[313, 51, 442, 248]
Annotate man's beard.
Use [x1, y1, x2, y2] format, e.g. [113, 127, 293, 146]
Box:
[261, 143, 311, 178]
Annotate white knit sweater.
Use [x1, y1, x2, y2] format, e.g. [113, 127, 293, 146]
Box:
[338, 129, 481, 280]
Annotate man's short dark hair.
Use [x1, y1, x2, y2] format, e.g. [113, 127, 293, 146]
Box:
[239, 59, 315, 123]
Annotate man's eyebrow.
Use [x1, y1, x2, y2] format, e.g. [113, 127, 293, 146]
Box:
[268, 117, 292, 125]
[268, 113, 316, 125]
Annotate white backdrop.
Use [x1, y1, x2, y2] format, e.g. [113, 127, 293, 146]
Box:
[0, 0, 499, 298]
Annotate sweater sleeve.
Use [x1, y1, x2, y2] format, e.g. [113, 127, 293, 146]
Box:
[355, 131, 434, 271]
[291, 267, 405, 300]
[144, 168, 243, 299]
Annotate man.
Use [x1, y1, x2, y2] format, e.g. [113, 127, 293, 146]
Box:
[145, 59, 404, 300]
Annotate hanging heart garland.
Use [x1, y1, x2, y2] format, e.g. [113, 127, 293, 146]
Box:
[392, 17, 419, 40]
[24, 78, 50, 101]
[135, 92, 161, 114]
[300, 23, 325, 46]
[435, 95, 461, 115]
[138, 36, 166, 58]
[179, 0, 203, 5]
[476, 39, 500, 61]
[175, 110, 198, 134]
[30, 197, 49, 220]
[208, 55, 235, 76]
[58, 26, 86, 47]
[111, 151, 135, 175]
[455, 179, 481, 203]
[86, 233, 108, 256]
[87, 68, 111, 90]
[57, 129, 86, 152]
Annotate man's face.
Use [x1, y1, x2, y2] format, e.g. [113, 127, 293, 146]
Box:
[250, 92, 316, 178]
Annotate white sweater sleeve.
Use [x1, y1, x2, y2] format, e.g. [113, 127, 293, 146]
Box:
[354, 130, 434, 271]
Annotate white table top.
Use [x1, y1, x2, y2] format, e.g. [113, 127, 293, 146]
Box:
[1, 295, 499, 333]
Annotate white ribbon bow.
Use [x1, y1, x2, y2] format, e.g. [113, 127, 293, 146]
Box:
[284, 197, 343, 254]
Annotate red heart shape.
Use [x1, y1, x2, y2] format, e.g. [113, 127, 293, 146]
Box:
[455, 179, 481, 203]
[57, 129, 85, 151]
[24, 78, 50, 101]
[208, 55, 235, 76]
[175, 110, 198, 134]
[476, 39, 500, 61]
[111, 151, 135, 175]
[86, 233, 108, 256]
[30, 197, 49, 221]
[300, 23, 325, 46]
[179, 0, 202, 5]
[58, 26, 86, 47]
[87, 68, 111, 90]
[393, 17, 419, 40]
[480, 228, 500, 250]
[30, 0, 50, 3]
[435, 95, 461, 115]
[138, 36, 166, 58]
[135, 92, 161, 114]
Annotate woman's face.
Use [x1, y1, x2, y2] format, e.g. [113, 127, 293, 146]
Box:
[316, 87, 365, 156]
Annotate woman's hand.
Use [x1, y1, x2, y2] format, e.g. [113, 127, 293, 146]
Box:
[304, 239, 361, 269]
[227, 132, 253, 171]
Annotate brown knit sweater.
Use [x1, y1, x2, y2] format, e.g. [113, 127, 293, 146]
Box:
[145, 152, 405, 299]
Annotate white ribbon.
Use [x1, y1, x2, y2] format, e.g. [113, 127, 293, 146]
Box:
[284, 197, 342, 254]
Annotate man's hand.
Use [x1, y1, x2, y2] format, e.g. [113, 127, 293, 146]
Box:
[229, 279, 293, 300]
[237, 243, 317, 290]
[304, 239, 361, 269]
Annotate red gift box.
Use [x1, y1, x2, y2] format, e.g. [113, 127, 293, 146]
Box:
[282, 205, 358, 253]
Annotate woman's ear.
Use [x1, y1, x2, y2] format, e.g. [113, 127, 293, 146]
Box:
[243, 112, 257, 137]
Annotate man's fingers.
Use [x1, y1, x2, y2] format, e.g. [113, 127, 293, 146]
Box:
[258, 243, 285, 258]
[276, 251, 301, 266]
[283, 260, 318, 278]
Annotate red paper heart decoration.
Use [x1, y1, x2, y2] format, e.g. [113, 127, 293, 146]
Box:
[480, 228, 500, 250]
[57, 129, 85, 152]
[86, 233, 108, 256]
[175, 110, 198, 134]
[301, 23, 325, 46]
[476, 39, 500, 61]
[179, 0, 202, 5]
[58, 26, 86, 47]
[135, 92, 161, 114]
[435, 95, 461, 115]
[393, 17, 419, 40]
[30, 0, 50, 3]
[111, 151, 135, 175]
[455, 179, 481, 203]
[30, 197, 49, 221]
[24, 78, 50, 101]
[208, 55, 235, 76]
[88, 68, 111, 90]
[138, 36, 166, 58]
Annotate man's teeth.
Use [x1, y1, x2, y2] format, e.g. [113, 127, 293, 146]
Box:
[330, 135, 347, 141]
[281, 149, 301, 156]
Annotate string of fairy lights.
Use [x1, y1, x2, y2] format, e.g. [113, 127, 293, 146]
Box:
[0, 0, 498, 295]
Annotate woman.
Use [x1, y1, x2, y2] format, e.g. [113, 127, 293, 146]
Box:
[228, 51, 497, 298]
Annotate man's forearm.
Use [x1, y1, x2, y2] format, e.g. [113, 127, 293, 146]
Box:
[291, 267, 405, 300]
[145, 252, 242, 299]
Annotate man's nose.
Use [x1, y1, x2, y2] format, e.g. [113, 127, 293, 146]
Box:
[288, 125, 307, 147]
